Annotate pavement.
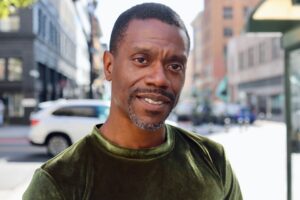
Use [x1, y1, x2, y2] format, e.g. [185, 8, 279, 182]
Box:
[0, 125, 41, 200]
[208, 120, 300, 200]
[0, 121, 300, 200]
[0, 162, 41, 200]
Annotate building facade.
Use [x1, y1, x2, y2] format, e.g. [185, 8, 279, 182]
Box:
[191, 0, 260, 103]
[227, 33, 284, 121]
[73, 0, 106, 100]
[0, 0, 89, 124]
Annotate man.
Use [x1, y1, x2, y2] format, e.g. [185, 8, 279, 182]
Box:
[23, 3, 242, 200]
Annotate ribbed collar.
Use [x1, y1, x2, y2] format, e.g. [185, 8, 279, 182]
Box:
[91, 124, 175, 160]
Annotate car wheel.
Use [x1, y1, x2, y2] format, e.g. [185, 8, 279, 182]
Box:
[47, 135, 70, 156]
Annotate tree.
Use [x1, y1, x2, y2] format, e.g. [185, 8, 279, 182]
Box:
[0, 0, 36, 18]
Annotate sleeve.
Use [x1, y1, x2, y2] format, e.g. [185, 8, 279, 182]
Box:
[23, 168, 65, 200]
[223, 159, 243, 200]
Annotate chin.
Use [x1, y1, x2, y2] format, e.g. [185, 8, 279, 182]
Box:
[130, 116, 165, 132]
[137, 122, 165, 132]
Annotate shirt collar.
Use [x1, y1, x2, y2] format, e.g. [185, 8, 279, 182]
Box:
[90, 124, 175, 160]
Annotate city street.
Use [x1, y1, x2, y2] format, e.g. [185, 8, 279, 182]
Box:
[0, 0, 299, 200]
[0, 121, 299, 200]
[0, 126, 48, 200]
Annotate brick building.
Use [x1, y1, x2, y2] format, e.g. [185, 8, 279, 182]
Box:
[191, 0, 260, 103]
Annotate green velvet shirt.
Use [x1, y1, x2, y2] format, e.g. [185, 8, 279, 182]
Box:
[23, 124, 242, 200]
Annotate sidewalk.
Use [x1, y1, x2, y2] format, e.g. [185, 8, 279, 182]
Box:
[0, 125, 40, 200]
[0, 162, 41, 200]
[209, 121, 300, 200]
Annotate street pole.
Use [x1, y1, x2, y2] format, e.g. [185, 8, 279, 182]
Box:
[87, 0, 98, 99]
[88, 33, 93, 99]
[284, 48, 292, 200]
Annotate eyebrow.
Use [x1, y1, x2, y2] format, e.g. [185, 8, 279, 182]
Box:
[132, 46, 187, 60]
[166, 55, 187, 64]
[132, 46, 155, 54]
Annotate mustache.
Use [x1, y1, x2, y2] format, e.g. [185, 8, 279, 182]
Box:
[130, 88, 176, 103]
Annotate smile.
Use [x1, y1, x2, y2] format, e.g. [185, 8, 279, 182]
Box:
[143, 98, 164, 105]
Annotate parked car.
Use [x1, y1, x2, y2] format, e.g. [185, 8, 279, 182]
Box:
[191, 104, 217, 125]
[29, 99, 178, 156]
[29, 99, 110, 156]
[191, 102, 256, 125]
[225, 104, 256, 124]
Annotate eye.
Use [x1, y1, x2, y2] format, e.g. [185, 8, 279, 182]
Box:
[133, 55, 148, 65]
[168, 63, 184, 72]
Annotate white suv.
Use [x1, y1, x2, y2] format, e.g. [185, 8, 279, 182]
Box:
[29, 99, 110, 156]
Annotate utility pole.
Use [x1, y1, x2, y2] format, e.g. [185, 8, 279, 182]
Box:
[87, 0, 98, 99]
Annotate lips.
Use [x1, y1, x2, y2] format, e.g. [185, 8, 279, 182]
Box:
[128, 88, 176, 114]
[137, 93, 171, 105]
[143, 98, 163, 105]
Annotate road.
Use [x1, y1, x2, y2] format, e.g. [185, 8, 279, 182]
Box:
[0, 126, 48, 200]
[0, 121, 299, 200]
[0, 126, 48, 162]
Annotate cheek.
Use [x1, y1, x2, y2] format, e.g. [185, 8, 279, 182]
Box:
[111, 67, 137, 101]
[171, 75, 185, 93]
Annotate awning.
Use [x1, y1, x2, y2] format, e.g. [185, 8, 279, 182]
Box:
[246, 0, 300, 33]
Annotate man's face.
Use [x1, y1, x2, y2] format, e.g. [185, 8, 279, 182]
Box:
[105, 19, 189, 131]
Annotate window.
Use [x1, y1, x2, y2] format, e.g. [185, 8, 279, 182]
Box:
[7, 93, 24, 117]
[38, 9, 43, 36]
[53, 106, 98, 118]
[271, 94, 283, 114]
[271, 38, 281, 59]
[0, 58, 5, 80]
[259, 43, 266, 64]
[49, 22, 59, 48]
[38, 9, 47, 38]
[0, 57, 22, 81]
[223, 7, 233, 19]
[8, 58, 22, 81]
[239, 52, 245, 70]
[224, 27, 233, 37]
[0, 14, 20, 32]
[248, 48, 254, 67]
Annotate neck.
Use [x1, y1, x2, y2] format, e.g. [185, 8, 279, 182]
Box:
[99, 117, 166, 149]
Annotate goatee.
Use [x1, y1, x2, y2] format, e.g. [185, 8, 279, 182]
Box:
[128, 88, 176, 132]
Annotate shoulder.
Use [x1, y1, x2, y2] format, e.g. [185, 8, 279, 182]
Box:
[43, 134, 92, 172]
[39, 135, 95, 195]
[167, 124, 226, 176]
[23, 168, 64, 200]
[167, 125, 243, 198]
[168, 124, 225, 158]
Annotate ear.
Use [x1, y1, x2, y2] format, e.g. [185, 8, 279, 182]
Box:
[103, 51, 113, 81]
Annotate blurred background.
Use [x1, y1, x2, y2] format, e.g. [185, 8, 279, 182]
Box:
[0, 0, 300, 199]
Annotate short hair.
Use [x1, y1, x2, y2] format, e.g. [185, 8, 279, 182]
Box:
[109, 3, 190, 54]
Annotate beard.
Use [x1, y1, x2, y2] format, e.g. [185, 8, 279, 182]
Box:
[128, 88, 176, 132]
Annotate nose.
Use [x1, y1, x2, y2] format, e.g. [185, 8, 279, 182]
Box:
[144, 63, 170, 88]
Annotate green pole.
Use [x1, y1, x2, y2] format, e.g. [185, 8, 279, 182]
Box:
[284, 48, 292, 200]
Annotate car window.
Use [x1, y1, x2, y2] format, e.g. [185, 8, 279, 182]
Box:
[52, 106, 98, 118]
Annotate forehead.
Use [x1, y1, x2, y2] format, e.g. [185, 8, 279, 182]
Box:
[120, 19, 189, 54]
